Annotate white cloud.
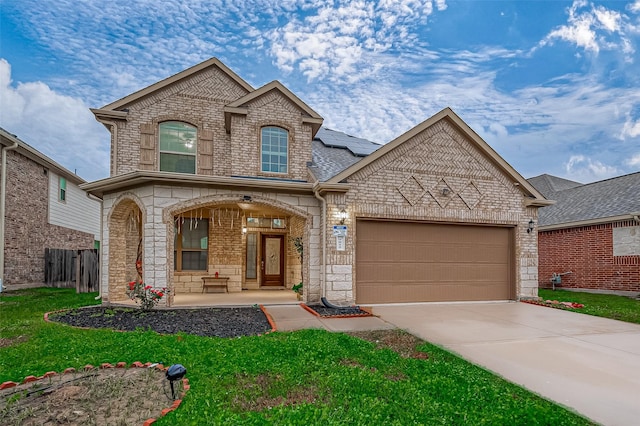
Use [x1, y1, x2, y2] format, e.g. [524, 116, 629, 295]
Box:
[268, 0, 445, 82]
[629, 1, 640, 14]
[564, 155, 620, 181]
[541, 1, 599, 53]
[0, 59, 109, 181]
[626, 153, 640, 166]
[593, 6, 622, 32]
[538, 1, 635, 59]
[621, 115, 640, 138]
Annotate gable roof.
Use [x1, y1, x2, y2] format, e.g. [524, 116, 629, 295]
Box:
[325, 107, 550, 206]
[527, 174, 583, 198]
[223, 80, 323, 136]
[97, 57, 254, 112]
[0, 127, 87, 184]
[529, 172, 640, 229]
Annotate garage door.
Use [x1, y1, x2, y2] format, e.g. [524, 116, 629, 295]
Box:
[356, 220, 514, 303]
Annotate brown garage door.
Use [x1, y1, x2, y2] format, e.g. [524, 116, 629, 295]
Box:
[356, 220, 514, 303]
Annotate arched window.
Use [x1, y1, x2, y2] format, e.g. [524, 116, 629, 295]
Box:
[159, 121, 196, 174]
[261, 126, 288, 174]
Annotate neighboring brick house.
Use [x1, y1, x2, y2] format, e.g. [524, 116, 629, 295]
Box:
[0, 128, 101, 288]
[529, 173, 640, 292]
[83, 57, 550, 306]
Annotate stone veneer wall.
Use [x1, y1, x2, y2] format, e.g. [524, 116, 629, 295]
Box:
[3, 149, 94, 286]
[101, 186, 321, 304]
[287, 215, 304, 289]
[539, 221, 640, 292]
[322, 120, 539, 302]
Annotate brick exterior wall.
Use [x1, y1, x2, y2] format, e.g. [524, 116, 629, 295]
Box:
[3, 150, 95, 285]
[539, 221, 640, 292]
[229, 91, 313, 181]
[322, 119, 539, 301]
[112, 66, 250, 176]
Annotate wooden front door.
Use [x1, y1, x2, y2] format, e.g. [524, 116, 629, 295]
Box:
[261, 234, 284, 287]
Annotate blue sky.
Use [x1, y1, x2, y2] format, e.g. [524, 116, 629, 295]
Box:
[1, 0, 640, 183]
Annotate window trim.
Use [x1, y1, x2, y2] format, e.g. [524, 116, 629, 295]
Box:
[58, 176, 67, 202]
[174, 218, 209, 272]
[159, 121, 197, 174]
[260, 126, 289, 175]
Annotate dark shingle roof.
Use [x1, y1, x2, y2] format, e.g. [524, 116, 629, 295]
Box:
[310, 128, 381, 181]
[528, 172, 640, 226]
[527, 174, 583, 198]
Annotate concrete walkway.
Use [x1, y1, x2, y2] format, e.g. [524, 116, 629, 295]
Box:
[265, 304, 394, 332]
[371, 302, 640, 426]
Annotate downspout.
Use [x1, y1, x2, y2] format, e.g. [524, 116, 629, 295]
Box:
[0, 140, 19, 292]
[86, 192, 104, 300]
[96, 118, 118, 176]
[313, 184, 327, 299]
[92, 116, 117, 299]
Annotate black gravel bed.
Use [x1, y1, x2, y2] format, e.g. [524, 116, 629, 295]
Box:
[48, 306, 272, 338]
[305, 304, 371, 317]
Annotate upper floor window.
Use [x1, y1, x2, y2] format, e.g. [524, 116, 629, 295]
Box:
[59, 177, 67, 202]
[261, 126, 288, 174]
[159, 121, 196, 174]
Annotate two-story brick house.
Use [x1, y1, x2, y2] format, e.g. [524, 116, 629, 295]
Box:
[82, 58, 550, 306]
[0, 128, 101, 289]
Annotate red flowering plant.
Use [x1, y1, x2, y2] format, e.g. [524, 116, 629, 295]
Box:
[126, 280, 167, 310]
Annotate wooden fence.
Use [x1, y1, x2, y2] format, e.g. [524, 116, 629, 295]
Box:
[44, 248, 99, 293]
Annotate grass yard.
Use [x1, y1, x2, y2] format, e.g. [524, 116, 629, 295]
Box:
[1, 288, 592, 425]
[538, 288, 640, 324]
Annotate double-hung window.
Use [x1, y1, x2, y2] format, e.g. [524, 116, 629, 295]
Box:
[261, 127, 288, 174]
[159, 121, 197, 173]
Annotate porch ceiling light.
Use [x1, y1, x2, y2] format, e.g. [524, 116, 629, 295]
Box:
[339, 209, 348, 225]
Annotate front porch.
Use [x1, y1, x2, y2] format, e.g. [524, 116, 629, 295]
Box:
[105, 191, 317, 307]
[172, 288, 299, 307]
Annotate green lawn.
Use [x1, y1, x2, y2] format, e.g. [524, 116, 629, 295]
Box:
[0, 288, 592, 425]
[538, 289, 640, 324]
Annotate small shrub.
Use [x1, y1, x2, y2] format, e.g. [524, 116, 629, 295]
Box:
[125, 280, 166, 311]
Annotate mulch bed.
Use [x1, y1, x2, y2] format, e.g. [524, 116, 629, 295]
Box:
[521, 300, 584, 310]
[302, 304, 372, 318]
[47, 306, 274, 338]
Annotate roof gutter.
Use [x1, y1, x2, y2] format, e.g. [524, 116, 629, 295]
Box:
[0, 140, 19, 291]
[80, 171, 315, 198]
[539, 212, 640, 231]
[90, 112, 123, 176]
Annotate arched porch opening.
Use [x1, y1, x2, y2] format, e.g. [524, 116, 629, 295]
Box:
[107, 196, 144, 302]
[165, 196, 310, 303]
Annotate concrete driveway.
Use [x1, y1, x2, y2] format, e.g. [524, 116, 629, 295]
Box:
[371, 302, 640, 426]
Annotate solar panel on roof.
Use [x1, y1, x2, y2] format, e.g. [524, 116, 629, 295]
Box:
[315, 128, 380, 157]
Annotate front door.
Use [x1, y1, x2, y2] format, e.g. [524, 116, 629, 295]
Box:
[261, 234, 284, 287]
